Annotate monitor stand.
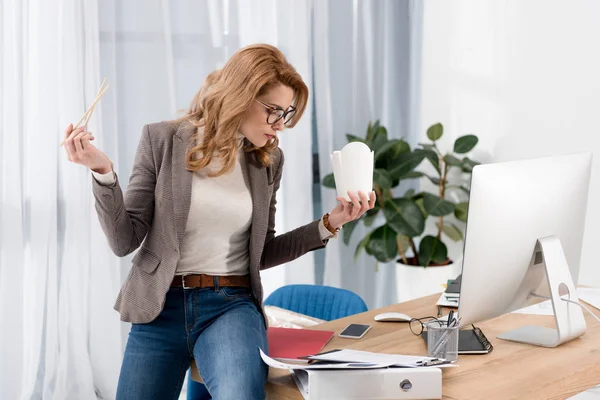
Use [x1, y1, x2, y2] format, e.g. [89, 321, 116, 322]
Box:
[497, 235, 587, 347]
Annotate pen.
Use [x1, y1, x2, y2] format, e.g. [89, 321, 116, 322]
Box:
[447, 311, 454, 327]
[417, 359, 451, 367]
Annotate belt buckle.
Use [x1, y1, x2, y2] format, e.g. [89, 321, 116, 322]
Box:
[181, 274, 193, 290]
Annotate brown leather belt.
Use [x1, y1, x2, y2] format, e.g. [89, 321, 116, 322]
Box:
[170, 274, 251, 289]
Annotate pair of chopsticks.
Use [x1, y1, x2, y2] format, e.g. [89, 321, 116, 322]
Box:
[60, 77, 109, 146]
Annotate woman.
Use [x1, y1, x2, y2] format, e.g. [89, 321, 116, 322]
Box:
[62, 44, 375, 399]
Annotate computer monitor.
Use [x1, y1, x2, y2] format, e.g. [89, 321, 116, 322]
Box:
[458, 152, 593, 347]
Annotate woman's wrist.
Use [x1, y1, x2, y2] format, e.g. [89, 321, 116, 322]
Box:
[91, 162, 113, 175]
[323, 213, 341, 234]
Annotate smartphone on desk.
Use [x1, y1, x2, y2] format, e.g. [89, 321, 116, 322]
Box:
[339, 323, 372, 339]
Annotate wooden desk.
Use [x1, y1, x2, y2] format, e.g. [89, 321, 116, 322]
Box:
[266, 294, 600, 400]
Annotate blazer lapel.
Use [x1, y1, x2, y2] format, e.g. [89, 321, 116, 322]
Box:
[245, 150, 269, 268]
[172, 123, 194, 249]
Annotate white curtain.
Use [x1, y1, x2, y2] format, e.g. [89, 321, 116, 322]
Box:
[314, 0, 423, 309]
[0, 0, 123, 399]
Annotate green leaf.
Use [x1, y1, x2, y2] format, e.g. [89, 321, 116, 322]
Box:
[342, 219, 360, 245]
[419, 143, 438, 152]
[346, 134, 365, 144]
[403, 189, 416, 199]
[383, 198, 425, 237]
[444, 154, 462, 167]
[366, 120, 380, 143]
[425, 175, 441, 185]
[375, 139, 409, 161]
[397, 234, 411, 253]
[366, 225, 398, 262]
[461, 157, 479, 173]
[400, 171, 425, 180]
[415, 197, 428, 218]
[373, 169, 392, 190]
[381, 188, 394, 202]
[354, 231, 373, 261]
[423, 193, 455, 217]
[371, 129, 388, 153]
[454, 135, 479, 154]
[418, 235, 448, 266]
[447, 185, 470, 195]
[322, 173, 336, 188]
[391, 140, 411, 157]
[374, 139, 396, 161]
[437, 221, 464, 242]
[423, 149, 441, 174]
[427, 123, 443, 142]
[365, 121, 374, 142]
[389, 151, 426, 180]
[363, 207, 380, 227]
[454, 202, 469, 222]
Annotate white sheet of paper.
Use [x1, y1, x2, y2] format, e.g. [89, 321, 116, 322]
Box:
[306, 349, 456, 368]
[578, 287, 600, 311]
[259, 349, 391, 370]
[567, 384, 600, 400]
[510, 287, 600, 316]
[511, 299, 555, 316]
[331, 142, 374, 201]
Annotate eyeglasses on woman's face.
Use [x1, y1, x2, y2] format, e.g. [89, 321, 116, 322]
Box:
[255, 100, 296, 127]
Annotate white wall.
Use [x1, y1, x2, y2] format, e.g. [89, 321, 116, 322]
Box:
[419, 0, 600, 286]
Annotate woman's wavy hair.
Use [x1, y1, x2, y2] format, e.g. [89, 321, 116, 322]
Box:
[180, 44, 308, 176]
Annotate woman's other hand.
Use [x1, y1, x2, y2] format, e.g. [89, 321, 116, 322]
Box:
[328, 190, 376, 230]
[63, 123, 112, 173]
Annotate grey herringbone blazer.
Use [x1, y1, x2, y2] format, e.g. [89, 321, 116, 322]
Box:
[92, 121, 328, 324]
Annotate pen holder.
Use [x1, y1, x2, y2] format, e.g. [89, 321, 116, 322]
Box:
[426, 321, 459, 362]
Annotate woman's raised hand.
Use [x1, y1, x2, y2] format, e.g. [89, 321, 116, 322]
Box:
[62, 123, 112, 174]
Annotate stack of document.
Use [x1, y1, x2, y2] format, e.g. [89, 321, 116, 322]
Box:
[436, 293, 459, 308]
[261, 349, 450, 400]
[260, 348, 456, 370]
[437, 275, 460, 308]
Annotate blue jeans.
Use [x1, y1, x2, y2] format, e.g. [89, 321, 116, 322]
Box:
[187, 371, 212, 399]
[116, 285, 269, 400]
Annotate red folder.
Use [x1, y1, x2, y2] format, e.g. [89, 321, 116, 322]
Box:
[267, 327, 335, 361]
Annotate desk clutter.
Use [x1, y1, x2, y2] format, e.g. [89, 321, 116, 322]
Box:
[436, 274, 460, 312]
[264, 322, 455, 399]
[421, 326, 493, 354]
[265, 285, 600, 399]
[261, 348, 449, 399]
[267, 327, 334, 363]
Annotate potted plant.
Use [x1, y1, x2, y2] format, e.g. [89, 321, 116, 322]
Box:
[322, 121, 480, 300]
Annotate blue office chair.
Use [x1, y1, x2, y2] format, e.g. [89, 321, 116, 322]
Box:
[264, 284, 368, 321]
[187, 284, 367, 399]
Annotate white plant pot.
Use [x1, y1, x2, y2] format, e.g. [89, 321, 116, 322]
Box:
[395, 257, 462, 304]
